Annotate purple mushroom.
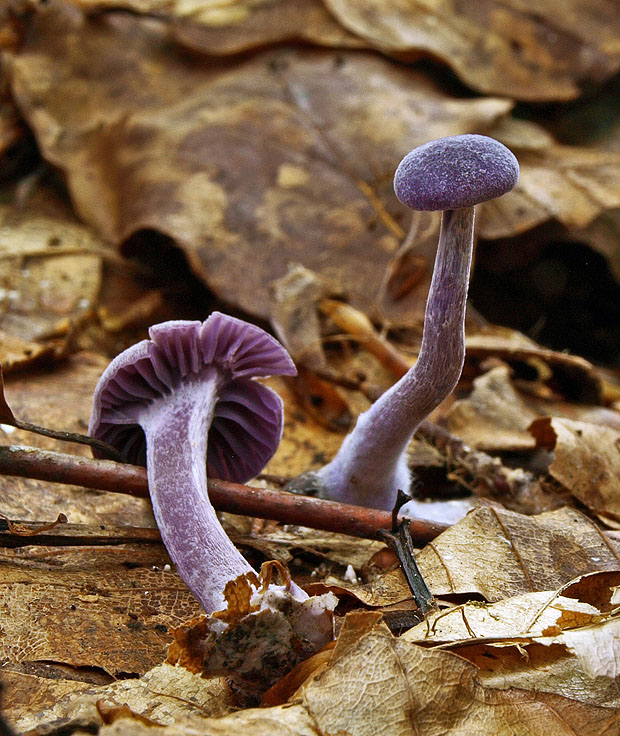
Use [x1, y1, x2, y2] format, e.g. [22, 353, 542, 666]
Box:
[295, 135, 519, 510]
[89, 312, 299, 613]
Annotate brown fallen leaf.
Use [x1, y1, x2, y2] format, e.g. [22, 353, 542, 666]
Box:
[530, 416, 620, 524]
[324, 0, 620, 102]
[7, 5, 513, 324]
[0, 327, 56, 372]
[404, 572, 620, 710]
[0, 203, 103, 341]
[487, 117, 620, 237]
[465, 325, 602, 403]
[69, 0, 363, 55]
[404, 571, 620, 645]
[417, 505, 620, 602]
[448, 364, 538, 451]
[0, 543, 202, 717]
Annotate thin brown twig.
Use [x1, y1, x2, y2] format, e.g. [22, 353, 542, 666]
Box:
[0, 445, 448, 544]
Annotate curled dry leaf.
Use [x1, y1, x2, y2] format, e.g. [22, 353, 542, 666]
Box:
[484, 117, 620, 237]
[7, 4, 513, 324]
[68, 0, 363, 55]
[530, 416, 620, 524]
[465, 325, 602, 403]
[404, 571, 620, 710]
[404, 574, 620, 646]
[324, 0, 620, 102]
[0, 328, 56, 372]
[11, 663, 235, 734]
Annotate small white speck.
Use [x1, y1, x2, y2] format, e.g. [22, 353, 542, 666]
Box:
[591, 557, 601, 562]
[163, 564, 171, 572]
[343, 564, 358, 584]
[0, 425, 16, 435]
[443, 553, 454, 561]
[77, 298, 91, 309]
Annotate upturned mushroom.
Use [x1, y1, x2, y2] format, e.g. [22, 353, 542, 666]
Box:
[89, 312, 302, 613]
[293, 134, 519, 510]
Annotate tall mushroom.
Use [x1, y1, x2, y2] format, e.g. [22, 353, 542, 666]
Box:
[89, 312, 300, 613]
[294, 134, 519, 510]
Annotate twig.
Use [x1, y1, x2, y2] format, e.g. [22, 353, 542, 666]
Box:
[378, 490, 434, 616]
[0, 517, 161, 547]
[0, 445, 448, 544]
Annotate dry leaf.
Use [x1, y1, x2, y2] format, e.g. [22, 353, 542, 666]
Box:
[324, 0, 620, 102]
[11, 663, 234, 733]
[0, 203, 103, 340]
[465, 325, 602, 403]
[0, 542, 202, 726]
[448, 364, 538, 451]
[487, 119, 620, 237]
[69, 0, 363, 55]
[530, 416, 620, 522]
[8, 4, 513, 324]
[417, 505, 620, 601]
[402, 572, 620, 711]
[0, 327, 56, 371]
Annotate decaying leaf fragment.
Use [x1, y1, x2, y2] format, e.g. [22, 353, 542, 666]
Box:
[10, 663, 235, 734]
[530, 416, 620, 523]
[0, 203, 103, 341]
[168, 561, 337, 703]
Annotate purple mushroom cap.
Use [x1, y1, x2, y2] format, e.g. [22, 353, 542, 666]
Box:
[394, 134, 519, 211]
[89, 312, 296, 483]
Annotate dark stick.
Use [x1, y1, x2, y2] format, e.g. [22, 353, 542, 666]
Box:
[0, 445, 448, 544]
[0, 517, 162, 547]
[378, 490, 434, 616]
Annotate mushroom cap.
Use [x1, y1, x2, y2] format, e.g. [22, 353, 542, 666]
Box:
[89, 312, 296, 483]
[394, 134, 519, 211]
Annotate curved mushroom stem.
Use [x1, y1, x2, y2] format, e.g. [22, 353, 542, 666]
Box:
[314, 207, 474, 509]
[141, 375, 253, 612]
[141, 374, 309, 612]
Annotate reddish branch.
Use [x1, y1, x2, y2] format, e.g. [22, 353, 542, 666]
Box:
[0, 445, 447, 544]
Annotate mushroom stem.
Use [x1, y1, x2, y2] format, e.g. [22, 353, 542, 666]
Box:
[314, 207, 474, 509]
[141, 374, 253, 613]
